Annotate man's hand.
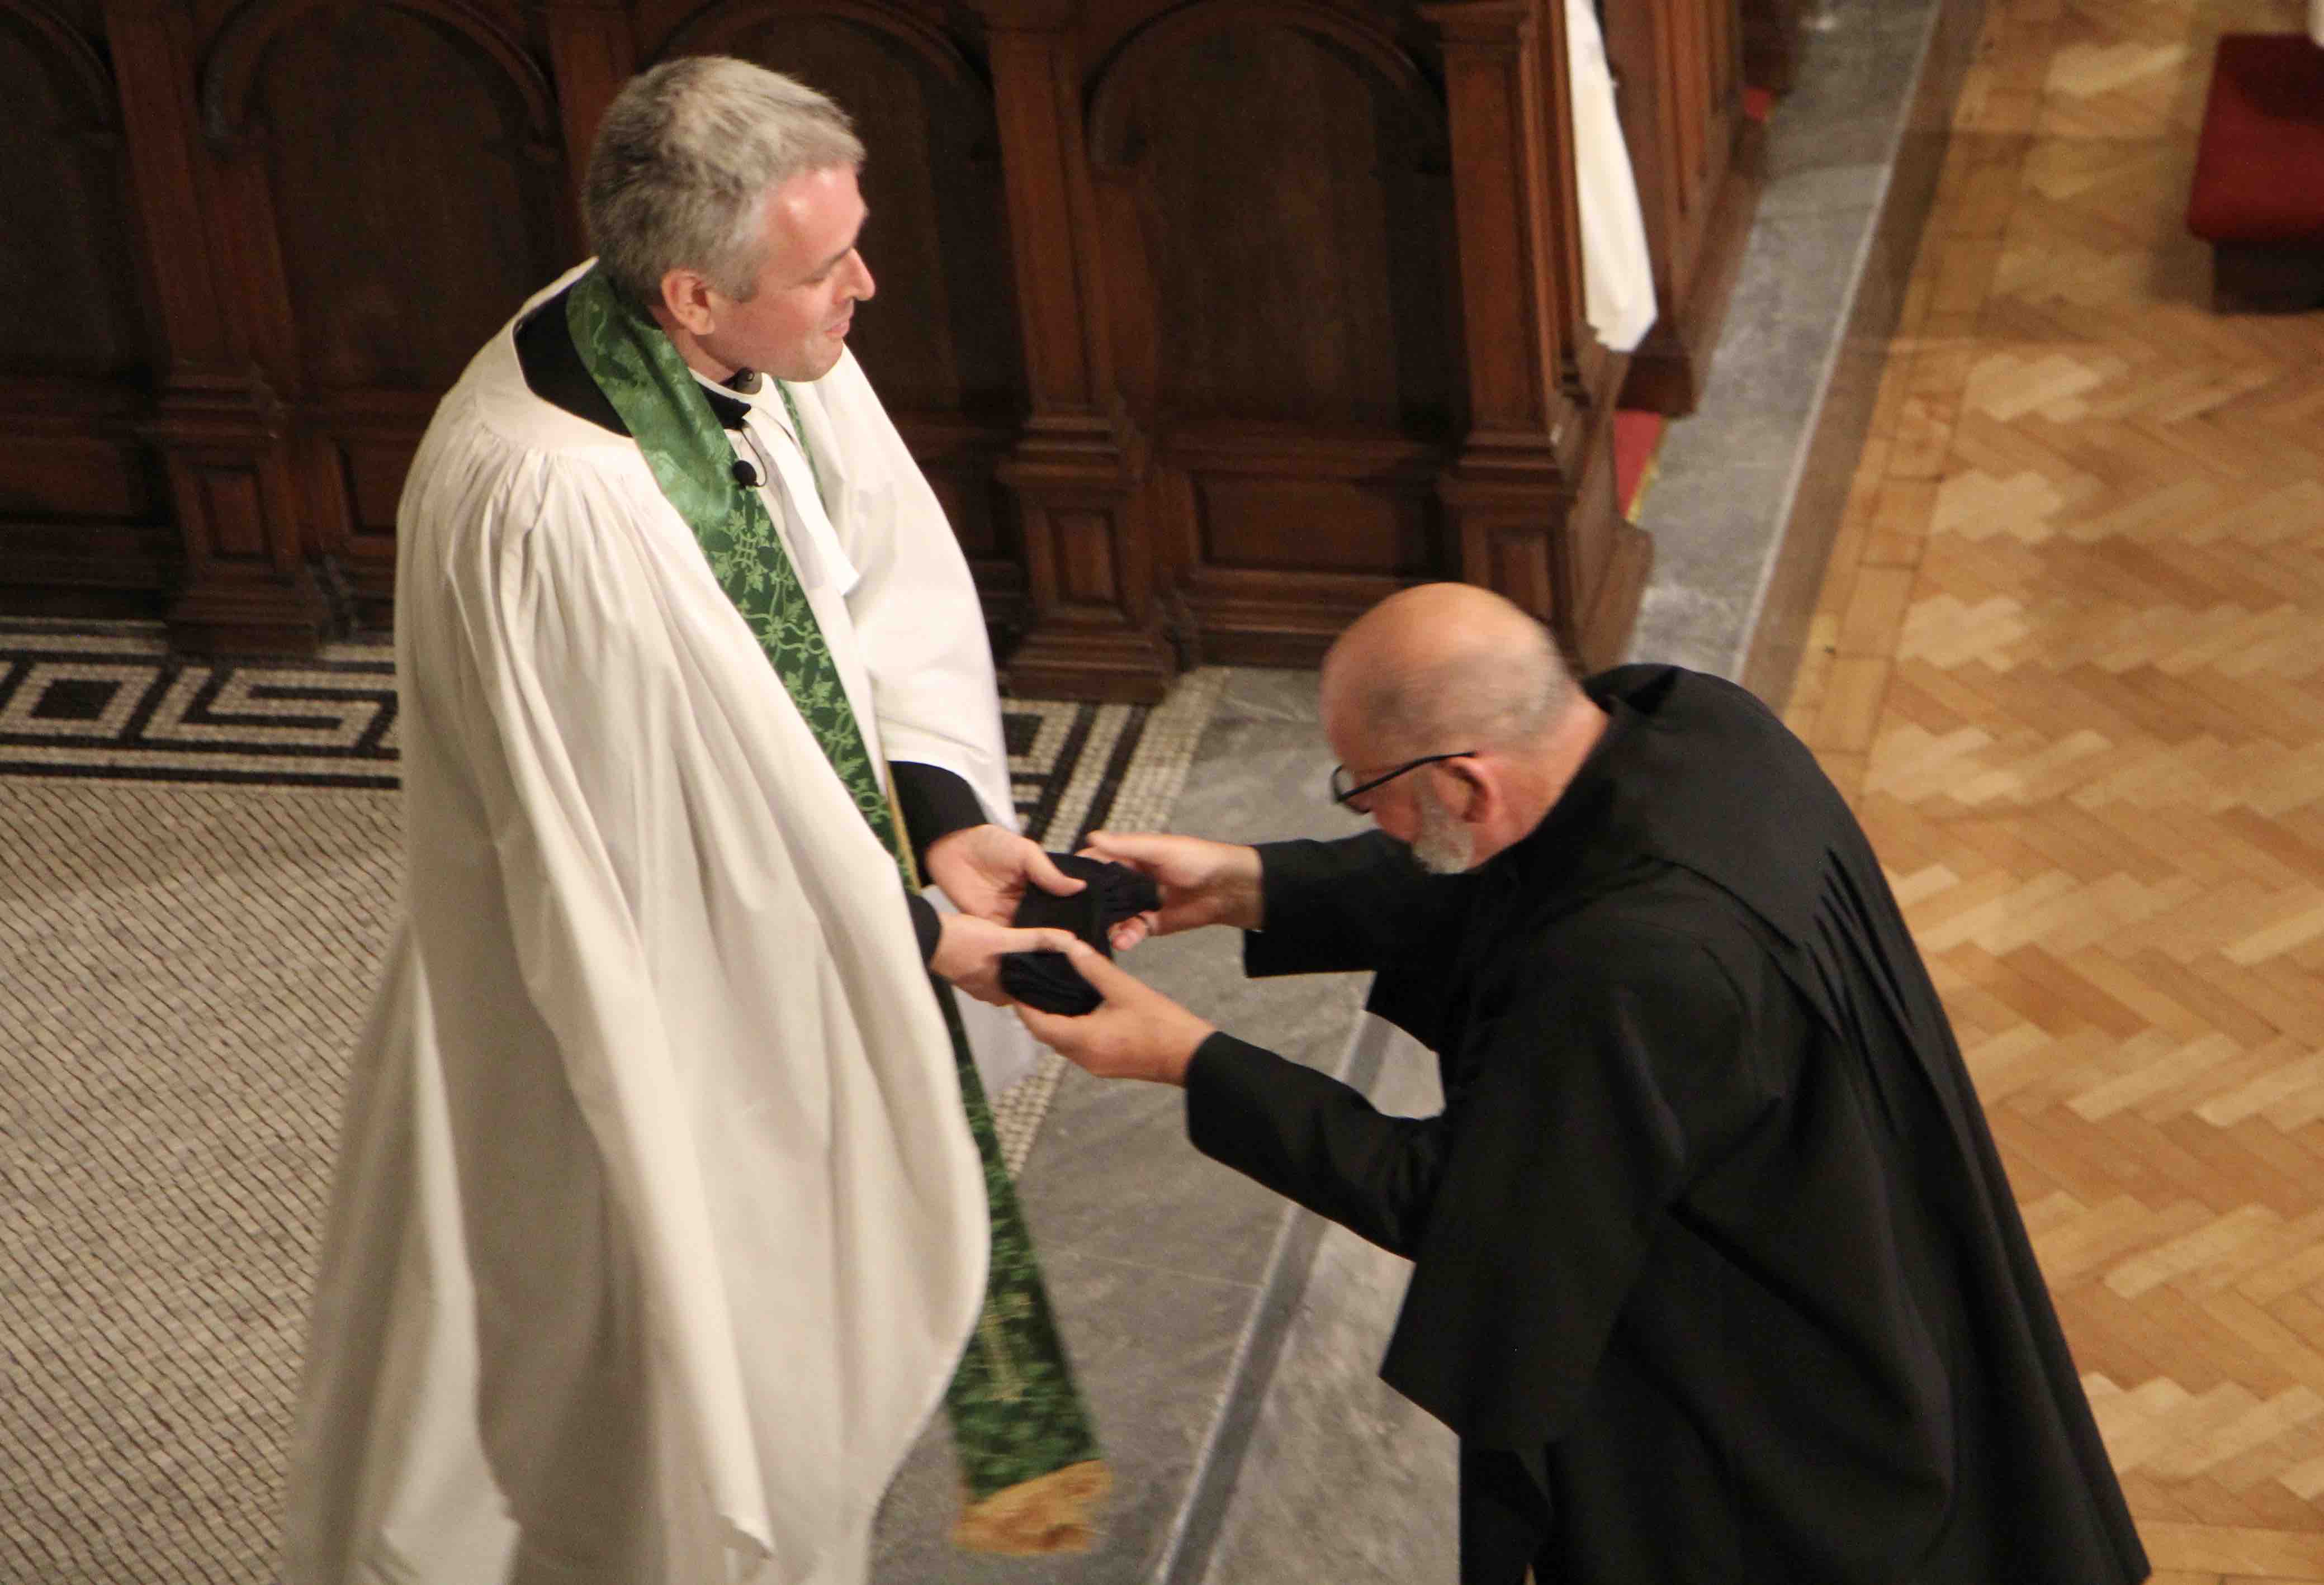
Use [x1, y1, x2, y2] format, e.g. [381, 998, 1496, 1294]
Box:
[1078, 832, 1263, 951]
[923, 823, 1084, 925]
[931, 914, 1083, 1007]
[1014, 942, 1216, 1086]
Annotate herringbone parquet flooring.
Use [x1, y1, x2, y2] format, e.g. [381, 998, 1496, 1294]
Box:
[1783, 0, 2324, 1577]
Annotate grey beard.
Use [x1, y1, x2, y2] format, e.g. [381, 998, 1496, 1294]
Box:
[1411, 787, 1475, 876]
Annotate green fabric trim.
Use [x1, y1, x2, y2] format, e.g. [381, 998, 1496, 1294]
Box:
[564, 268, 1100, 1502]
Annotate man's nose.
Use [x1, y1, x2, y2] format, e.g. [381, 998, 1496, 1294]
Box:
[849, 250, 876, 301]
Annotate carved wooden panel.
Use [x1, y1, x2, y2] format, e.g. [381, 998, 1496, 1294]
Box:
[197, 0, 569, 616]
[0, 3, 148, 377]
[1091, 16, 1455, 430]
[0, 0, 174, 613]
[220, 0, 566, 392]
[1087, 8, 1461, 662]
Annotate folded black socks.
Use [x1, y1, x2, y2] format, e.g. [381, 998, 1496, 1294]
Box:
[1000, 853, 1162, 1015]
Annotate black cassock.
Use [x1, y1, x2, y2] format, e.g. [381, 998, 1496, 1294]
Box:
[1184, 665, 2147, 1585]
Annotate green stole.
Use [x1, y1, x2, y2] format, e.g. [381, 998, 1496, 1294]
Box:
[565, 268, 1105, 1550]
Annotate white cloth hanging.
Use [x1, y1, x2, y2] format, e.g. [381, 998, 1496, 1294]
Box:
[1566, 0, 1660, 353]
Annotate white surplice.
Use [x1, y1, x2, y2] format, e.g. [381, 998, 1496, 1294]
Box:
[283, 265, 1014, 1584]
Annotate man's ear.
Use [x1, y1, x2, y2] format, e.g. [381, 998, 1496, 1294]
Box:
[657, 268, 717, 336]
[1446, 757, 1493, 822]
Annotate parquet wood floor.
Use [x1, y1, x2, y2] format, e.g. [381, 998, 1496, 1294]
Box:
[1783, 0, 2324, 1576]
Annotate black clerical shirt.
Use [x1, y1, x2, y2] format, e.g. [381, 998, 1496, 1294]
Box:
[1182, 665, 2147, 1585]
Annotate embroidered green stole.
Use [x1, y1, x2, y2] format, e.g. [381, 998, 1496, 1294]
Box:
[565, 268, 1104, 1548]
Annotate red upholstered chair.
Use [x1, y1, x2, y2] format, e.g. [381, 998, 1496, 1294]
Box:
[2186, 34, 2324, 311]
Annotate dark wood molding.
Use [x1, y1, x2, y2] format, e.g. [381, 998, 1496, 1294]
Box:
[100, 0, 332, 653]
[1, 0, 118, 114]
[977, 8, 1171, 700]
[542, 0, 637, 219]
[665, 0, 982, 86]
[1607, 0, 1763, 417]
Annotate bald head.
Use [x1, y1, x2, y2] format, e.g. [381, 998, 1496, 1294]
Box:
[1320, 583, 1577, 765]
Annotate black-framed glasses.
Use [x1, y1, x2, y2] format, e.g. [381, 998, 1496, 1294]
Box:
[1329, 751, 1476, 808]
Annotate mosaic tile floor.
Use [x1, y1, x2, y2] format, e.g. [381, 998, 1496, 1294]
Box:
[0, 617, 1224, 1583]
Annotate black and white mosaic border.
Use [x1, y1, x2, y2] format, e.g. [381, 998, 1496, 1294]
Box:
[0, 621, 1226, 850]
[0, 621, 399, 789]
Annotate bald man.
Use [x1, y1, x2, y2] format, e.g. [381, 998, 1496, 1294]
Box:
[1019, 585, 2147, 1585]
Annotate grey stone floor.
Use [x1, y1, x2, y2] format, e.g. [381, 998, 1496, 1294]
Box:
[872, 0, 1970, 1573]
[1629, 0, 1955, 687]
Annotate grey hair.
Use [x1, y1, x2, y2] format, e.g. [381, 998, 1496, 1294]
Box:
[583, 56, 864, 307]
[1360, 614, 1575, 759]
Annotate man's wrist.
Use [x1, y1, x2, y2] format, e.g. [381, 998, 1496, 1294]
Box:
[1228, 846, 1266, 931]
[1153, 1022, 1217, 1086]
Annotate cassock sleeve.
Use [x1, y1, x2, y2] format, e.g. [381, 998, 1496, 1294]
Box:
[1243, 832, 1479, 979]
[1186, 1032, 1455, 1256]
[891, 759, 990, 872]
[1189, 909, 1762, 1451]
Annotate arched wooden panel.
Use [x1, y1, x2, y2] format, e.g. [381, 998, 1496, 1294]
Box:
[0, 0, 147, 378]
[228, 0, 565, 392]
[1088, 10, 1455, 432]
[675, 7, 1028, 421]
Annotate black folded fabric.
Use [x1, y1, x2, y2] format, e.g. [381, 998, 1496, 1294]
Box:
[1000, 853, 1161, 1015]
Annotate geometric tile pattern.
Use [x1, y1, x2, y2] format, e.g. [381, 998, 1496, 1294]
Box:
[1783, 0, 2324, 1576]
[0, 620, 1223, 1582]
[0, 620, 399, 787]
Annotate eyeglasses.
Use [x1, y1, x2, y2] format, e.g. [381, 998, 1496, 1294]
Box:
[1329, 751, 1476, 808]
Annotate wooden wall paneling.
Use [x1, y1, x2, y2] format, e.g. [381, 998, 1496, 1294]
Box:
[204, 0, 571, 622]
[1422, 0, 1647, 670]
[0, 383, 178, 614]
[1164, 421, 1443, 665]
[1606, 0, 1764, 416]
[106, 0, 330, 653]
[974, 0, 1170, 701]
[1084, 2, 1461, 666]
[0, 0, 179, 614]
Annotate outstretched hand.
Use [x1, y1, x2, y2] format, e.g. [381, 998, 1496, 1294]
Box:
[1077, 832, 1263, 951]
[923, 823, 1085, 926]
[931, 915, 1085, 1007]
[1013, 941, 1215, 1085]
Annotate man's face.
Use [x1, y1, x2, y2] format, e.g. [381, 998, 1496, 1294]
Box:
[699, 163, 874, 382]
[1326, 697, 1480, 874]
